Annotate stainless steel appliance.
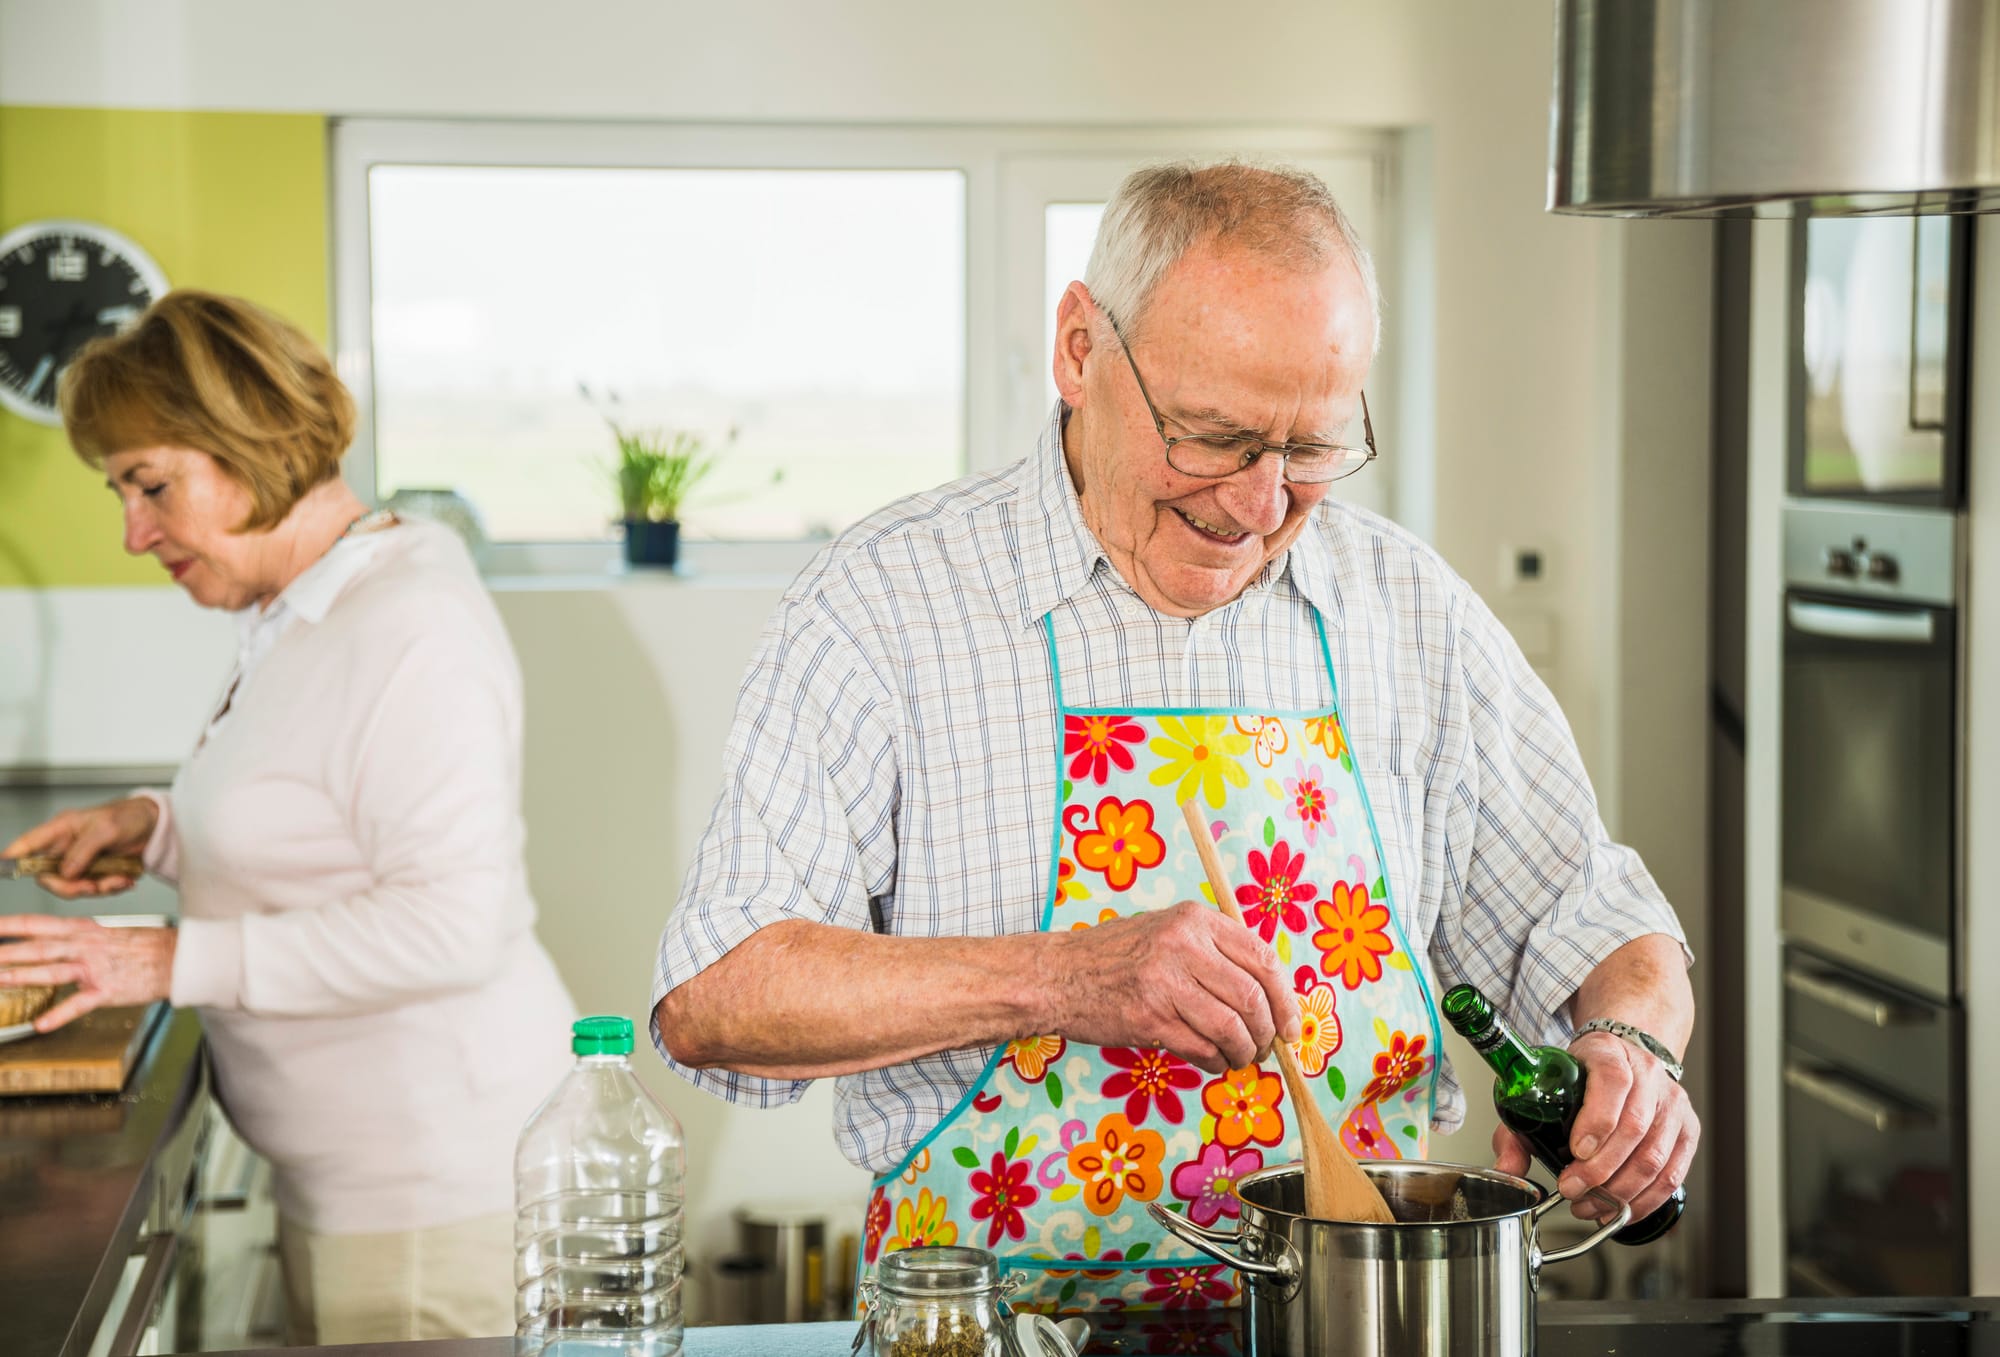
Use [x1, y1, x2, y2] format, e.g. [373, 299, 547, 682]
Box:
[1549, 0, 2000, 217]
[1790, 216, 1971, 506]
[1778, 501, 1966, 1296]
[1150, 1161, 1629, 1357]
[1780, 501, 1959, 995]
[1782, 949, 1965, 1297]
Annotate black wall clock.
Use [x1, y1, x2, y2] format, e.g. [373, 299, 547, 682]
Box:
[0, 219, 169, 427]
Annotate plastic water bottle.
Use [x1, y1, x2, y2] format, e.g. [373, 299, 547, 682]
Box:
[516, 1015, 685, 1356]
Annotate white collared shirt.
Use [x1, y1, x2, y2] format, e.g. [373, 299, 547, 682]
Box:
[653, 406, 1690, 1175]
[141, 519, 577, 1233]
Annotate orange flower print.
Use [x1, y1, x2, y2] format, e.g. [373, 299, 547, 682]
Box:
[1312, 880, 1394, 989]
[1201, 1065, 1286, 1149]
[1066, 713, 1147, 785]
[885, 1188, 958, 1252]
[1065, 796, 1167, 892]
[863, 1186, 891, 1263]
[1303, 715, 1348, 761]
[1070, 907, 1120, 932]
[1232, 715, 1289, 768]
[1005, 1035, 1067, 1083]
[1294, 981, 1342, 1076]
[1362, 1031, 1430, 1106]
[1340, 1099, 1403, 1161]
[1055, 857, 1091, 907]
[1066, 1113, 1167, 1216]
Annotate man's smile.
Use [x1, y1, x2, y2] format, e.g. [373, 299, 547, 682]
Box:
[1173, 506, 1253, 544]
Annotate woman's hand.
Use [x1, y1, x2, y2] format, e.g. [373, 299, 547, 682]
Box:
[3, 797, 159, 899]
[0, 918, 176, 1031]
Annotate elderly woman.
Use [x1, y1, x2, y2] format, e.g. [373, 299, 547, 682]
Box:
[0, 290, 575, 1343]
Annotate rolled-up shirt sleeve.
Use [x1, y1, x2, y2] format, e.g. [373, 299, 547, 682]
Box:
[653, 595, 904, 1106]
[1431, 586, 1692, 1051]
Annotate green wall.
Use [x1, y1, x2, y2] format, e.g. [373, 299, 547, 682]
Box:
[0, 107, 328, 588]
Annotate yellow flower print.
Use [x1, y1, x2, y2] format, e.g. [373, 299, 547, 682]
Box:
[1149, 715, 1251, 809]
[886, 1188, 959, 1252]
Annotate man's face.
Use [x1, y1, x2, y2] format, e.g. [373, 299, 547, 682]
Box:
[1054, 242, 1374, 618]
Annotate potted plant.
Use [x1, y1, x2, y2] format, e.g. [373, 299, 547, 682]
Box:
[610, 422, 717, 570]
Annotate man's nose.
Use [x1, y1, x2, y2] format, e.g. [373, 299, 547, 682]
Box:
[1217, 451, 1291, 532]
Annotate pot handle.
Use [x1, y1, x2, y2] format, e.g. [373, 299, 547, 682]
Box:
[1145, 1201, 1298, 1285]
[1531, 1188, 1632, 1271]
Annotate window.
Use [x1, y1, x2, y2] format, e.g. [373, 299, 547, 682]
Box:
[333, 123, 1397, 572]
[367, 166, 963, 545]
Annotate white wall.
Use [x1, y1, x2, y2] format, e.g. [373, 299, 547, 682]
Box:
[1, 0, 1722, 1300]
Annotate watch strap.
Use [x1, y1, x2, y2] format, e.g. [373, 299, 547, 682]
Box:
[1574, 1018, 1684, 1083]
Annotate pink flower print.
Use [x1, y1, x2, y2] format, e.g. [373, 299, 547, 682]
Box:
[1283, 760, 1334, 846]
[1169, 1141, 1264, 1228]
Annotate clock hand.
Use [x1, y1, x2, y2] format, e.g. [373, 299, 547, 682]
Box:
[24, 355, 54, 401]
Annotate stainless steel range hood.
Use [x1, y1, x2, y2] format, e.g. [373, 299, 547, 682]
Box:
[1549, 0, 2000, 217]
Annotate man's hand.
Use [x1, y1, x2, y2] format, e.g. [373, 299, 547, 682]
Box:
[1492, 1031, 1698, 1223]
[0, 917, 176, 1031]
[1044, 901, 1299, 1074]
[3, 797, 158, 900]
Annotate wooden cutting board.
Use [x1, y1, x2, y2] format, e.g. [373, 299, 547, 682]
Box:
[0, 1002, 163, 1095]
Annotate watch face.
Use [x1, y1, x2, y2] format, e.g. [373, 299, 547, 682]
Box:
[0, 220, 169, 426]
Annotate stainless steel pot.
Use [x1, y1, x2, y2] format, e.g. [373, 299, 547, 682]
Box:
[1148, 1160, 1629, 1357]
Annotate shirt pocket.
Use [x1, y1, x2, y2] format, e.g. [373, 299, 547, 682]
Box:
[1352, 770, 1433, 946]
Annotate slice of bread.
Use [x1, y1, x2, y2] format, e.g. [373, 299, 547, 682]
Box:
[0, 984, 56, 1028]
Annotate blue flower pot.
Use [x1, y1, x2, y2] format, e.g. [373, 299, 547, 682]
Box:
[623, 518, 681, 569]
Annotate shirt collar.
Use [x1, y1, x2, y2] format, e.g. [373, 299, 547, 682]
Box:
[1014, 401, 1343, 626]
[239, 528, 391, 636]
[1014, 402, 1110, 625]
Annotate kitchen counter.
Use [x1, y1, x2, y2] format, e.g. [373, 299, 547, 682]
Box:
[194, 1297, 2000, 1356]
[1, 1004, 207, 1357]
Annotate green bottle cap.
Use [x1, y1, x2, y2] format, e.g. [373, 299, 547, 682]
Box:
[573, 1015, 634, 1056]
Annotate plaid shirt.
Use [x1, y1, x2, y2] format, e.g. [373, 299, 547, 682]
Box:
[653, 406, 1688, 1175]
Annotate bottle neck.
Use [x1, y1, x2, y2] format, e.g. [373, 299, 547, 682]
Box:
[1463, 1007, 1544, 1081]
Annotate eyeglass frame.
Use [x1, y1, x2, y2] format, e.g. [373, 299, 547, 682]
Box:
[1101, 308, 1377, 484]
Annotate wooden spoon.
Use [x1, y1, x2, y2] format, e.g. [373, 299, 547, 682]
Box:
[1180, 798, 1398, 1226]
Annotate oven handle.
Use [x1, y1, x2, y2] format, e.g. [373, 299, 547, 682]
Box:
[1783, 1062, 1933, 1134]
[1786, 600, 1935, 644]
[1783, 966, 1935, 1029]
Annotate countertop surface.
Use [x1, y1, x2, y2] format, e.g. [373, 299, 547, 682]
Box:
[198, 1297, 2000, 1356]
[1, 1004, 206, 1357]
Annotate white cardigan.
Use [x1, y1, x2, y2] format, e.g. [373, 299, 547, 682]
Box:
[142, 520, 576, 1234]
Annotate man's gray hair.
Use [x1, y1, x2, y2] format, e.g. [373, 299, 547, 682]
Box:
[1082, 160, 1382, 355]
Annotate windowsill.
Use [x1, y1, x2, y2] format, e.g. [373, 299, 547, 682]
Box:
[484, 566, 805, 592]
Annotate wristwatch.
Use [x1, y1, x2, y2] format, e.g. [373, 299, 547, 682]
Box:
[1573, 1018, 1684, 1083]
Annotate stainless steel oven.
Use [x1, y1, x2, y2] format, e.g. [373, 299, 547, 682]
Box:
[1780, 501, 1959, 999]
[1779, 500, 1966, 1298]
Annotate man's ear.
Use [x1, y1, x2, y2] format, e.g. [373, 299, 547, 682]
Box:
[1052, 281, 1096, 407]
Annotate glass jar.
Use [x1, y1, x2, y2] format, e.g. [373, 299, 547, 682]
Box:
[858, 1246, 1016, 1357]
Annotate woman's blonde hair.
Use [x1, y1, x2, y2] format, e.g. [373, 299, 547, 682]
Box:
[59, 289, 355, 531]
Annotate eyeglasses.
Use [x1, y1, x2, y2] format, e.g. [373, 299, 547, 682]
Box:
[1104, 310, 1376, 485]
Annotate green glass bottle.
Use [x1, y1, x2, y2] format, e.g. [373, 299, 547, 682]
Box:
[1439, 983, 1684, 1246]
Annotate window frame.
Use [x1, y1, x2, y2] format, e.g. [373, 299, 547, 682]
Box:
[330, 119, 1395, 579]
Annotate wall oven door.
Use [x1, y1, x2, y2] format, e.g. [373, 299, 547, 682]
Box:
[1780, 506, 1958, 999]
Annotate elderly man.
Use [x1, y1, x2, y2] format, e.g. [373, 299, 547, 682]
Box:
[654, 161, 1694, 1317]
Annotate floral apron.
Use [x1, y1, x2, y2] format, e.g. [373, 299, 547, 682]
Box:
[860, 609, 1441, 1337]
